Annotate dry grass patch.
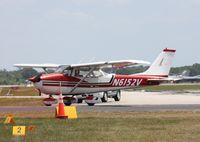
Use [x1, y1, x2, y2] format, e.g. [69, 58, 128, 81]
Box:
[0, 87, 39, 96]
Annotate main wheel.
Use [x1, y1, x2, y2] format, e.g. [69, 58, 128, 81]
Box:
[63, 100, 72, 106]
[101, 92, 108, 102]
[113, 90, 121, 101]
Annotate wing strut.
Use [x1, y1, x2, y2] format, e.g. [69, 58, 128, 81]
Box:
[69, 68, 95, 94]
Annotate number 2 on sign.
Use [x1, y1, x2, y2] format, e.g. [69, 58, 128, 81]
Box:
[17, 127, 21, 134]
[13, 126, 26, 136]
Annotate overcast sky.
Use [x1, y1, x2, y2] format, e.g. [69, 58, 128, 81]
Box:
[0, 0, 200, 70]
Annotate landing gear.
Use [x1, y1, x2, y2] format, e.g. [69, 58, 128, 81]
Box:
[101, 92, 108, 102]
[63, 96, 76, 106]
[113, 90, 121, 101]
[43, 95, 83, 106]
[85, 95, 101, 106]
[63, 100, 72, 106]
[77, 99, 83, 104]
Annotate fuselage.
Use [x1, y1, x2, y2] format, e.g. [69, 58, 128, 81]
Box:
[32, 72, 163, 95]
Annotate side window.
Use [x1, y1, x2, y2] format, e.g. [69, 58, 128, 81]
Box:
[73, 69, 103, 78]
[93, 70, 103, 77]
[75, 70, 80, 76]
[74, 69, 86, 77]
[64, 69, 72, 76]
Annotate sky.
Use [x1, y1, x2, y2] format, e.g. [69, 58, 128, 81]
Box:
[0, 0, 200, 70]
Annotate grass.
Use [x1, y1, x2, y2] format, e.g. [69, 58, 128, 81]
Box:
[0, 87, 39, 96]
[0, 98, 43, 106]
[1, 111, 200, 142]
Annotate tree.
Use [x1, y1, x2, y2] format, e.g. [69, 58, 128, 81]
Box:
[20, 68, 38, 79]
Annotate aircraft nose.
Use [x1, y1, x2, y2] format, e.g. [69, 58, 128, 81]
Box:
[28, 74, 42, 83]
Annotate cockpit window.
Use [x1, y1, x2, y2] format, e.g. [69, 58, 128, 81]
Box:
[55, 66, 72, 76]
[74, 69, 103, 78]
[63, 69, 72, 76]
[74, 69, 89, 77]
[56, 66, 68, 73]
[92, 70, 103, 77]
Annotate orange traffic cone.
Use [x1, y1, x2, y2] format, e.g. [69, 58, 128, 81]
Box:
[56, 83, 68, 119]
[56, 101, 68, 119]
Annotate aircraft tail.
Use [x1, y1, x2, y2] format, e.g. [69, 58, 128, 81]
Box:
[140, 48, 176, 77]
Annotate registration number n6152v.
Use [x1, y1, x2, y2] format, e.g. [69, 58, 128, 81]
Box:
[112, 79, 143, 87]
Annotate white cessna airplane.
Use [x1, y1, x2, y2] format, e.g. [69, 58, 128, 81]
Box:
[14, 48, 176, 106]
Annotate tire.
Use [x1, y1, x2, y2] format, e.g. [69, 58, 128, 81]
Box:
[114, 91, 121, 101]
[63, 100, 72, 106]
[101, 92, 108, 102]
[77, 99, 83, 104]
[87, 103, 95, 106]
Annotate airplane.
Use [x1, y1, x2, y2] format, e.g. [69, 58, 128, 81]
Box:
[180, 75, 200, 83]
[14, 48, 176, 106]
[167, 70, 200, 83]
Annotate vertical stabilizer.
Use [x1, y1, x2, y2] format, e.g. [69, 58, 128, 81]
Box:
[140, 48, 176, 77]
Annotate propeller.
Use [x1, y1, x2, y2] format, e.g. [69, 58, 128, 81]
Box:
[28, 73, 42, 83]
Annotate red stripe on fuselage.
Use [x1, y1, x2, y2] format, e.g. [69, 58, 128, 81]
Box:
[41, 73, 87, 82]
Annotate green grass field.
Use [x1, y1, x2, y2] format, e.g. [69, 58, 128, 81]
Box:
[1, 111, 200, 142]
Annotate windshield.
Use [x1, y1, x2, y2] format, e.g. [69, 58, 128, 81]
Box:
[55, 66, 70, 73]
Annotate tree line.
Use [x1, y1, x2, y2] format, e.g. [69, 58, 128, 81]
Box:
[0, 68, 38, 85]
[115, 63, 200, 76]
[0, 63, 199, 85]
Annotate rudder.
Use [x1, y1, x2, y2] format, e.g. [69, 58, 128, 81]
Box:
[140, 48, 176, 77]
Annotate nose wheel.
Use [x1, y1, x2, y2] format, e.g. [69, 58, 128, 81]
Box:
[63, 100, 72, 106]
[63, 96, 76, 106]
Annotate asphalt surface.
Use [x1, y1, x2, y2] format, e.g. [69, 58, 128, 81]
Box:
[1, 104, 200, 113]
[1, 91, 200, 112]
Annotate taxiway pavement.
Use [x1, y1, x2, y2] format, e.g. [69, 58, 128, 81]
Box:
[1, 91, 200, 112]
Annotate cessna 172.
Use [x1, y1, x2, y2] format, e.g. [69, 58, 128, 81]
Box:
[14, 48, 176, 106]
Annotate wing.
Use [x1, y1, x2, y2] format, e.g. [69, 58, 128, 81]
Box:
[69, 60, 150, 69]
[14, 60, 150, 69]
[14, 64, 61, 69]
